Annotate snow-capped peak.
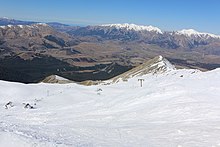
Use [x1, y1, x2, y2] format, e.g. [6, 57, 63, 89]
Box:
[101, 23, 163, 34]
[176, 29, 220, 39]
[35, 23, 48, 26]
[0, 25, 13, 29]
[0, 17, 13, 20]
[148, 55, 175, 72]
[0, 23, 49, 29]
[54, 75, 69, 81]
[178, 29, 200, 36]
[42, 75, 72, 84]
[1, 17, 10, 19]
[110, 55, 175, 83]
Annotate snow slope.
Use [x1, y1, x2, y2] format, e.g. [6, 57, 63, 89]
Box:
[1, 67, 220, 146]
[110, 55, 175, 83]
[41, 75, 73, 84]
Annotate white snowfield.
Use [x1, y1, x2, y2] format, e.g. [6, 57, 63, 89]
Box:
[1, 68, 220, 147]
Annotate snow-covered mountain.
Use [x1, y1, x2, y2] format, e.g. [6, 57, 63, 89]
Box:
[0, 23, 49, 29]
[175, 29, 220, 39]
[110, 55, 175, 83]
[65, 23, 220, 50]
[0, 56, 220, 146]
[101, 23, 163, 34]
[0, 17, 36, 26]
[100, 23, 220, 40]
[41, 75, 74, 84]
[100, 23, 220, 39]
[1, 17, 220, 41]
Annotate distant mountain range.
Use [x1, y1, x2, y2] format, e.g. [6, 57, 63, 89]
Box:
[0, 17, 37, 26]
[1, 17, 220, 83]
[62, 23, 220, 50]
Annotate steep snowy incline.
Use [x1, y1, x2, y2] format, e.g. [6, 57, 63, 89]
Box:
[0, 68, 220, 146]
[110, 55, 175, 83]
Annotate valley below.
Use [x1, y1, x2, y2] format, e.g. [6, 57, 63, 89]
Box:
[1, 19, 220, 83]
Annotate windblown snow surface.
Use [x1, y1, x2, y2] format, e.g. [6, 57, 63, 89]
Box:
[1, 68, 220, 147]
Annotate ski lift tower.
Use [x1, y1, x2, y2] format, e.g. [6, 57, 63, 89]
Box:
[138, 79, 145, 87]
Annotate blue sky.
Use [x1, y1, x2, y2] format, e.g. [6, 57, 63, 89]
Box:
[0, 0, 220, 34]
